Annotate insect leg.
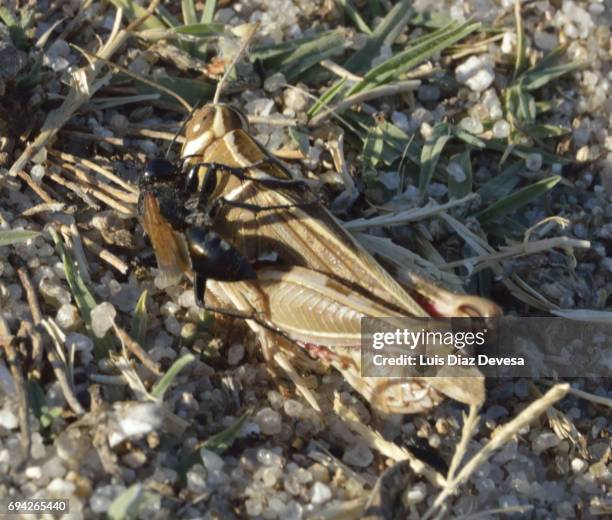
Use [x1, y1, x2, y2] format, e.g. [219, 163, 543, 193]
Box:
[205, 279, 322, 411]
[203, 305, 300, 346]
[183, 161, 306, 190]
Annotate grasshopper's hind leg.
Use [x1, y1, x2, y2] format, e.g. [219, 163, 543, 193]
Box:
[206, 280, 322, 411]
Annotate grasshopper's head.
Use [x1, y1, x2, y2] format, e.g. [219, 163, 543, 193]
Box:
[182, 104, 249, 158]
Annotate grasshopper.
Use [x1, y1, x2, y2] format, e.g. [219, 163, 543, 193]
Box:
[166, 102, 501, 413]
[136, 26, 501, 413]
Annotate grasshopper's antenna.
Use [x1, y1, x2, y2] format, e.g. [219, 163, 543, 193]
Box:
[212, 22, 260, 105]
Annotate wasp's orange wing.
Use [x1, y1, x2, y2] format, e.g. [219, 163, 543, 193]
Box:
[141, 192, 190, 285]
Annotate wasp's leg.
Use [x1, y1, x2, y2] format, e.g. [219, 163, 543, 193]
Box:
[193, 273, 206, 306]
[182, 161, 306, 190]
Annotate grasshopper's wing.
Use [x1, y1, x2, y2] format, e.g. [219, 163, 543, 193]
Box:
[199, 129, 428, 318]
[141, 191, 190, 285]
[208, 266, 484, 412]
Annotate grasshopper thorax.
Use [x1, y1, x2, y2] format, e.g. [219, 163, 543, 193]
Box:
[182, 104, 249, 158]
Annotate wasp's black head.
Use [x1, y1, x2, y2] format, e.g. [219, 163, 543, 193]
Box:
[140, 158, 177, 188]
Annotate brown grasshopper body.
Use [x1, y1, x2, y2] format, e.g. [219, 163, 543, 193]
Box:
[147, 103, 501, 413]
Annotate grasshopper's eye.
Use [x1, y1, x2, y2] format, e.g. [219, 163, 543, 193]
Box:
[141, 158, 175, 186]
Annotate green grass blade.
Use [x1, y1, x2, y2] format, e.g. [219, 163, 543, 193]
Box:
[419, 123, 451, 197]
[336, 0, 372, 34]
[288, 128, 310, 156]
[0, 229, 39, 246]
[513, 0, 526, 78]
[27, 379, 61, 430]
[176, 411, 250, 477]
[408, 11, 453, 29]
[201, 0, 216, 23]
[278, 32, 346, 82]
[151, 354, 195, 400]
[201, 411, 250, 453]
[130, 290, 148, 347]
[307, 77, 347, 118]
[343, 0, 412, 73]
[348, 111, 422, 166]
[477, 175, 561, 224]
[517, 87, 536, 124]
[251, 33, 331, 61]
[477, 161, 523, 204]
[453, 127, 486, 148]
[362, 125, 386, 170]
[348, 21, 480, 95]
[447, 150, 472, 199]
[173, 22, 224, 37]
[155, 5, 180, 27]
[505, 83, 536, 125]
[0, 6, 30, 49]
[523, 124, 570, 139]
[108, 484, 158, 520]
[483, 139, 569, 165]
[108, 0, 166, 30]
[521, 61, 583, 91]
[134, 75, 215, 107]
[181, 0, 198, 25]
[51, 230, 113, 358]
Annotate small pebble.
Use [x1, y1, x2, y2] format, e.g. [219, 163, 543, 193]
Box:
[200, 448, 225, 472]
[41, 457, 66, 480]
[310, 481, 332, 504]
[90, 302, 116, 337]
[342, 442, 374, 468]
[455, 55, 495, 92]
[283, 399, 304, 418]
[460, 116, 484, 134]
[227, 343, 245, 365]
[89, 485, 125, 513]
[186, 464, 208, 494]
[254, 408, 282, 436]
[283, 88, 308, 112]
[39, 277, 72, 307]
[264, 72, 286, 92]
[122, 450, 147, 469]
[56, 303, 81, 331]
[25, 466, 42, 480]
[532, 432, 561, 454]
[571, 458, 588, 473]
[404, 482, 427, 505]
[418, 85, 440, 102]
[493, 120, 511, 138]
[30, 164, 45, 183]
[526, 153, 543, 172]
[0, 409, 18, 430]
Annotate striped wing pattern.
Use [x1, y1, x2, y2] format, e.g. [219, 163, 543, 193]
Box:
[180, 106, 490, 411]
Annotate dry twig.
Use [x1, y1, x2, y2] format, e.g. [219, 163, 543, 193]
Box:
[422, 384, 570, 519]
[6, 1, 161, 177]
